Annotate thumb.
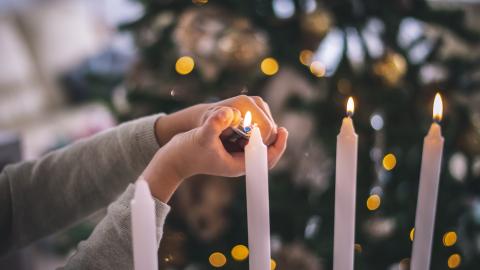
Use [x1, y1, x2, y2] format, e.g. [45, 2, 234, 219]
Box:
[200, 107, 234, 139]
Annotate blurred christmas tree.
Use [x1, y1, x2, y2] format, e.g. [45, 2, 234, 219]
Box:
[107, 0, 480, 269]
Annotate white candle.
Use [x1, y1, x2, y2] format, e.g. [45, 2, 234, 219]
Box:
[245, 112, 271, 270]
[333, 97, 358, 270]
[131, 179, 158, 270]
[411, 93, 445, 270]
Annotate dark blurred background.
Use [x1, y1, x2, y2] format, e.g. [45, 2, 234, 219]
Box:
[1, 0, 480, 269]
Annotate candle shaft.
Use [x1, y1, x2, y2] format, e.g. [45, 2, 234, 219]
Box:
[333, 117, 358, 270]
[411, 123, 444, 270]
[131, 179, 158, 270]
[245, 127, 270, 270]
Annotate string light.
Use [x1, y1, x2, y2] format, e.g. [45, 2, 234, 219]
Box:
[231, 245, 249, 261]
[383, 153, 397, 171]
[299, 50, 313, 66]
[271, 259, 277, 270]
[366, 194, 381, 211]
[261, 57, 279, 76]
[410, 228, 415, 241]
[443, 231, 457, 247]
[447, 253, 461, 268]
[175, 56, 195, 75]
[209, 252, 227, 267]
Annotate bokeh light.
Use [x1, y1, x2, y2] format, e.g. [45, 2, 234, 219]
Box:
[355, 243, 363, 253]
[410, 228, 415, 241]
[299, 50, 313, 66]
[271, 259, 277, 270]
[231, 244, 249, 261]
[175, 56, 195, 75]
[209, 252, 227, 267]
[192, 0, 208, 4]
[447, 253, 461, 268]
[443, 231, 457, 247]
[366, 194, 381, 211]
[309, 61, 326, 77]
[261, 57, 279, 76]
[383, 153, 397, 171]
[370, 114, 384, 130]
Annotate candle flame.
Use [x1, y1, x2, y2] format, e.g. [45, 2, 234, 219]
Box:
[433, 93, 443, 122]
[346, 97, 355, 116]
[243, 111, 252, 127]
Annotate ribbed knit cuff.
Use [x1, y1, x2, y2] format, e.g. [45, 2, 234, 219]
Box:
[125, 113, 165, 169]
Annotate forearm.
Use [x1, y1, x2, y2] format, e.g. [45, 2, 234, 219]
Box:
[62, 184, 170, 270]
[0, 114, 162, 252]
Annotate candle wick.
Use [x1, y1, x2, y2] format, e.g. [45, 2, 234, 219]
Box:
[433, 118, 441, 124]
[346, 111, 353, 118]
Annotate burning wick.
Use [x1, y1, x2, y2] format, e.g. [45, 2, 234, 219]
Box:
[230, 111, 254, 140]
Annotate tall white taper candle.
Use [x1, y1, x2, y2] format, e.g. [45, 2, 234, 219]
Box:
[131, 179, 158, 270]
[245, 124, 270, 270]
[411, 93, 445, 270]
[333, 97, 358, 270]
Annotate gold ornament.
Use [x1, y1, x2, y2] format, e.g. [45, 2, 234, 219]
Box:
[373, 51, 407, 86]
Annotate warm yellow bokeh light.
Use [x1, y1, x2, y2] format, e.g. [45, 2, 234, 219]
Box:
[366, 194, 381, 211]
[299, 50, 313, 66]
[443, 231, 457, 247]
[383, 153, 397, 171]
[192, 0, 208, 4]
[175, 56, 195, 75]
[271, 259, 277, 270]
[448, 253, 461, 268]
[209, 252, 227, 267]
[410, 228, 415, 241]
[261, 57, 279, 76]
[231, 245, 249, 261]
[309, 61, 326, 77]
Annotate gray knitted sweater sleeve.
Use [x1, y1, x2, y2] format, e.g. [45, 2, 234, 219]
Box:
[0, 114, 171, 269]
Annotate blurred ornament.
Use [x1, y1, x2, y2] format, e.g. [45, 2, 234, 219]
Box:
[174, 7, 269, 81]
[443, 231, 458, 247]
[449, 152, 468, 182]
[301, 9, 333, 38]
[273, 0, 296, 19]
[419, 63, 449, 85]
[231, 244, 249, 261]
[370, 113, 384, 131]
[361, 18, 385, 59]
[312, 28, 344, 76]
[299, 49, 314, 66]
[366, 194, 381, 211]
[275, 242, 323, 270]
[345, 27, 365, 72]
[192, 0, 208, 5]
[363, 217, 396, 240]
[373, 51, 407, 86]
[173, 176, 234, 241]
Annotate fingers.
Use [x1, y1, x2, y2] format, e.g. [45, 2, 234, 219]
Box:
[267, 127, 288, 169]
[200, 107, 234, 139]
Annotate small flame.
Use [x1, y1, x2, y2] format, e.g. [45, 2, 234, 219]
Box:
[433, 93, 443, 122]
[243, 111, 252, 127]
[346, 97, 355, 116]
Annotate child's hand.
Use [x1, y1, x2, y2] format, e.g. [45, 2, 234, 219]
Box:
[155, 95, 278, 147]
[144, 107, 288, 202]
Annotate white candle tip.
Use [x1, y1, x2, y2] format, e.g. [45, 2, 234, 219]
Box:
[134, 179, 152, 200]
